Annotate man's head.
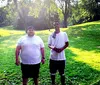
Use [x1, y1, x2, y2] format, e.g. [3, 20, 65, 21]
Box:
[26, 26, 35, 36]
[53, 21, 60, 32]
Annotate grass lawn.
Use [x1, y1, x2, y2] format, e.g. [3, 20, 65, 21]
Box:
[0, 21, 100, 85]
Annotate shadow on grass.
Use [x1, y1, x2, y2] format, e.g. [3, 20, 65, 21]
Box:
[0, 33, 24, 42]
[0, 48, 98, 85]
[65, 49, 100, 85]
[0, 34, 24, 49]
[93, 80, 100, 85]
[65, 24, 100, 53]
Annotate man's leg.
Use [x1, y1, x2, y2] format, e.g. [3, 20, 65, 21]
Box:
[51, 73, 56, 85]
[22, 77, 28, 85]
[60, 74, 65, 85]
[21, 63, 28, 85]
[49, 60, 57, 85]
[58, 60, 65, 85]
[33, 78, 38, 85]
[33, 63, 40, 85]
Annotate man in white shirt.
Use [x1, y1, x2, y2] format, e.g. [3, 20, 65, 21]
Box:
[15, 26, 45, 85]
[48, 22, 69, 85]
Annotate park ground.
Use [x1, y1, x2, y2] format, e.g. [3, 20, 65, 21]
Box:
[0, 21, 100, 85]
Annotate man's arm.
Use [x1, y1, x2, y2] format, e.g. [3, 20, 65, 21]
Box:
[48, 42, 69, 53]
[15, 46, 21, 66]
[53, 42, 69, 53]
[48, 44, 62, 52]
[61, 42, 69, 50]
[40, 47, 45, 64]
[48, 44, 54, 49]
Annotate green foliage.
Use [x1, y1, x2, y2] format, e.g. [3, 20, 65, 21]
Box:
[1, 0, 100, 28]
[68, 0, 90, 25]
[0, 5, 17, 26]
[68, 0, 100, 25]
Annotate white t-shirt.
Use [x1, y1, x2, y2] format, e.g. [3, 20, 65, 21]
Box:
[17, 35, 44, 64]
[48, 32, 69, 60]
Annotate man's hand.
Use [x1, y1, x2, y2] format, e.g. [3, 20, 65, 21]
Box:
[53, 47, 63, 53]
[41, 58, 45, 64]
[15, 60, 20, 66]
[15, 46, 21, 66]
[48, 45, 55, 49]
[40, 47, 45, 64]
[52, 42, 69, 53]
[48, 45, 63, 53]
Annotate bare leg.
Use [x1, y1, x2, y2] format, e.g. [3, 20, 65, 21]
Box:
[22, 78, 28, 85]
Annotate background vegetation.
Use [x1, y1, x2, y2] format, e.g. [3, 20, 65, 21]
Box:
[0, 0, 100, 29]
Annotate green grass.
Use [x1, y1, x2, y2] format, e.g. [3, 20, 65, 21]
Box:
[0, 21, 100, 85]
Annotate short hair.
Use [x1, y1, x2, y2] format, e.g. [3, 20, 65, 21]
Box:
[53, 21, 59, 26]
[26, 26, 35, 31]
[26, 26, 35, 33]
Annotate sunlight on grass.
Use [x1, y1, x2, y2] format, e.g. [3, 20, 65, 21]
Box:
[69, 47, 100, 71]
[3, 40, 10, 43]
[8, 45, 16, 48]
[0, 27, 69, 37]
[0, 29, 24, 37]
[0, 29, 11, 36]
[69, 20, 100, 28]
[36, 28, 69, 35]
[36, 30, 52, 35]
[81, 28, 86, 30]
[2, 40, 16, 44]
[0, 43, 8, 47]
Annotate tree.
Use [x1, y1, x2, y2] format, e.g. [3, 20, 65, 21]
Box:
[80, 0, 100, 21]
[57, 0, 71, 27]
[0, 1, 17, 27]
[68, 0, 100, 25]
[43, 0, 59, 29]
[13, 0, 30, 30]
[12, 0, 58, 30]
[68, 0, 91, 25]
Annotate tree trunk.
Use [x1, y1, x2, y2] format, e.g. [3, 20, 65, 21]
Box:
[63, 0, 68, 28]
[63, 13, 68, 28]
[13, 0, 27, 31]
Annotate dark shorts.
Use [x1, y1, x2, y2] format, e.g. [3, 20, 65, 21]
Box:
[49, 59, 65, 75]
[21, 63, 40, 78]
